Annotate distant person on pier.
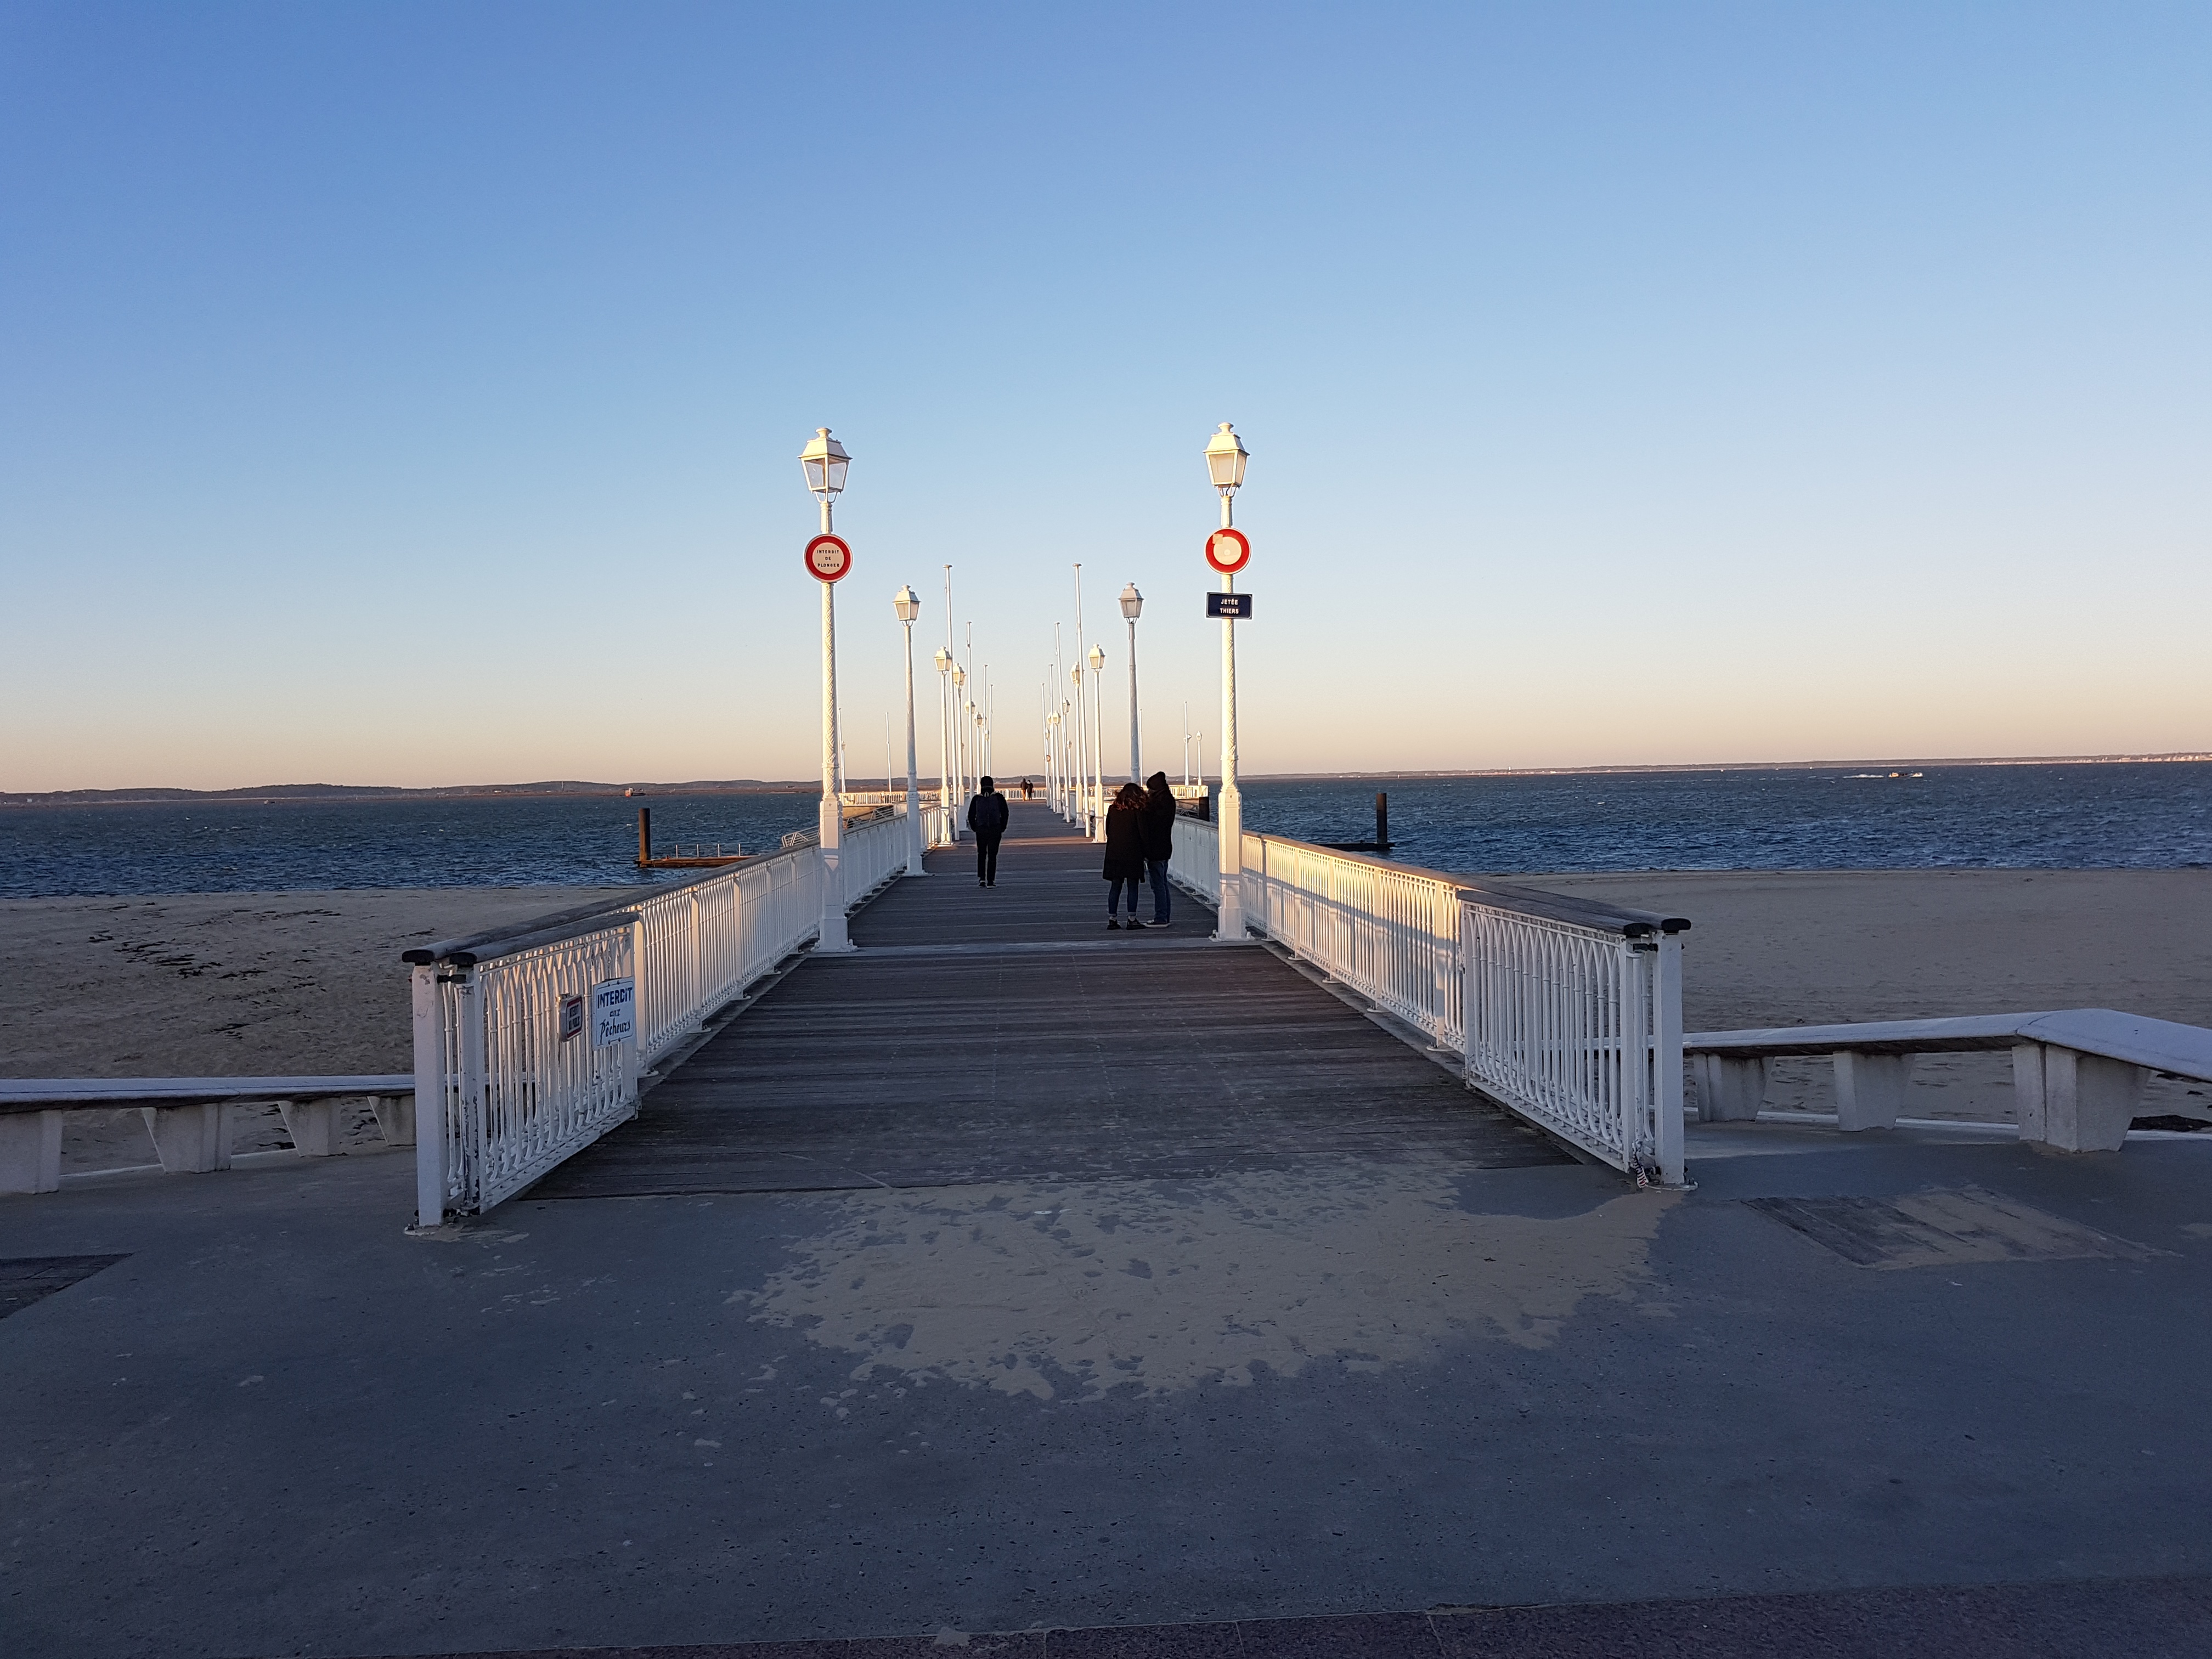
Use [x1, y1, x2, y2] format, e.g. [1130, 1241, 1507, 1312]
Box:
[1104, 781, 1149, 929]
[967, 774, 1009, 887]
[1142, 771, 1177, 927]
[1021, 777, 1034, 800]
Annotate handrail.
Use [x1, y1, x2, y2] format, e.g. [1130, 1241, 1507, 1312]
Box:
[1168, 814, 1688, 1184]
[1453, 876, 1689, 939]
[404, 840, 817, 966]
[410, 806, 914, 1223]
[1183, 825, 1691, 939]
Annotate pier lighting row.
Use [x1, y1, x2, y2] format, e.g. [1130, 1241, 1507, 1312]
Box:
[799, 420, 1251, 941]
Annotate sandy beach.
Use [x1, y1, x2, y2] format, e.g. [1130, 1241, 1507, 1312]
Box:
[4, 870, 2209, 1170]
[0, 886, 627, 1170]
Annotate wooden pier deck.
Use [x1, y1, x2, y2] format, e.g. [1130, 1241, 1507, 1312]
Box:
[529, 803, 1564, 1200]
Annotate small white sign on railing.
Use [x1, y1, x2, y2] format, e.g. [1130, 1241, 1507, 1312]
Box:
[591, 978, 637, 1047]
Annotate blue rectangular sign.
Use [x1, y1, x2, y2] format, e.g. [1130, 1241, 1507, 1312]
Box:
[1206, 592, 1254, 619]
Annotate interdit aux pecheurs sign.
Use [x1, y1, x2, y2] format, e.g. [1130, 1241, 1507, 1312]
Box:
[589, 978, 636, 1047]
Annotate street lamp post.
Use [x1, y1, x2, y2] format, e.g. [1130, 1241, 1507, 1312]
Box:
[1086, 642, 1107, 841]
[1046, 710, 1061, 810]
[1069, 664, 1087, 831]
[933, 646, 955, 840]
[940, 566, 957, 837]
[1204, 421, 1250, 941]
[951, 663, 969, 811]
[1119, 584, 1143, 783]
[893, 585, 926, 876]
[800, 426, 855, 953]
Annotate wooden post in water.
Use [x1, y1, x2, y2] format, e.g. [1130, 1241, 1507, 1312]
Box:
[636, 807, 651, 866]
[1376, 792, 1389, 851]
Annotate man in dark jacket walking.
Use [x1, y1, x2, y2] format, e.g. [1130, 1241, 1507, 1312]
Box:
[1141, 771, 1177, 926]
[967, 775, 1009, 887]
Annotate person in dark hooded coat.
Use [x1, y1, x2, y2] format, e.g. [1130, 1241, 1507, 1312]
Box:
[966, 774, 1009, 886]
[1141, 770, 1177, 926]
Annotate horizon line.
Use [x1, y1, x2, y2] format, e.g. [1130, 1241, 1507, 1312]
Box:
[5, 749, 2209, 804]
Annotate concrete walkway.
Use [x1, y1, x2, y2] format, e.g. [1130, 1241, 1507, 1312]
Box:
[5, 808, 2212, 1657]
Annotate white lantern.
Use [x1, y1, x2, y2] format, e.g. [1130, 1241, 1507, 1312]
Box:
[799, 427, 850, 499]
[1203, 422, 1248, 493]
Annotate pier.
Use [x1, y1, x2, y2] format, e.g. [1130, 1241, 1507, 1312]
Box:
[529, 804, 1560, 1204]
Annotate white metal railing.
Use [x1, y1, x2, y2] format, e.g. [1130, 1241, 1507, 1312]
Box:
[1168, 812, 1220, 900]
[1243, 833, 1466, 1048]
[1166, 815, 1686, 1184]
[841, 788, 947, 808]
[407, 808, 913, 1223]
[1462, 899, 1683, 1183]
[631, 845, 820, 1062]
[836, 805, 911, 898]
[428, 921, 642, 1214]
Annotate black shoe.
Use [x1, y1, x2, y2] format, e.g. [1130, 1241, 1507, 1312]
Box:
[1150, 919, 1171, 928]
[987, 880, 995, 887]
[1107, 918, 1120, 929]
[1126, 919, 1147, 929]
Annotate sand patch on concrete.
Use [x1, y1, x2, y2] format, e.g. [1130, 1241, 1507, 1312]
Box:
[733, 1166, 1678, 1401]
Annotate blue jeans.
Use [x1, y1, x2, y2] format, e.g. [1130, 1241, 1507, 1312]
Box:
[1107, 873, 1142, 916]
[1147, 860, 1172, 923]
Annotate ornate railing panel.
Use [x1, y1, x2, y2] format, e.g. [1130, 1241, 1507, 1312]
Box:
[1461, 902, 1683, 1182]
[1167, 813, 1220, 901]
[1242, 834, 1464, 1049]
[409, 808, 912, 1223]
[1164, 817, 1686, 1183]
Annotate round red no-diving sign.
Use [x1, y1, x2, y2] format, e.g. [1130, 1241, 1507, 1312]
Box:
[1204, 527, 1250, 574]
[804, 533, 853, 583]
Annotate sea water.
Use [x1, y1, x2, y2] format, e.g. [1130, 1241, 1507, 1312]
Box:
[1, 763, 2205, 898]
[0, 792, 822, 898]
[1237, 762, 2211, 876]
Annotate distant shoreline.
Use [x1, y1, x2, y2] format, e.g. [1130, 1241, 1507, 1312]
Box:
[4, 752, 2207, 806]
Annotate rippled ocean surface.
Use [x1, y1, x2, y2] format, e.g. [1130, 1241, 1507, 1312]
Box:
[0, 793, 823, 898]
[2, 763, 2205, 897]
[1239, 761, 2211, 877]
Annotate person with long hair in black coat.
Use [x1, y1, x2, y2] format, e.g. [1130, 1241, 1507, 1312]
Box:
[1103, 781, 1149, 929]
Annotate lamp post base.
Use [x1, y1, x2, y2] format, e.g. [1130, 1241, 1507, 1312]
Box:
[1213, 877, 1249, 943]
[817, 844, 856, 952]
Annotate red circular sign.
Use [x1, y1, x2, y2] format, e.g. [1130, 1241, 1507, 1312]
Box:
[804, 533, 853, 583]
[1204, 527, 1250, 574]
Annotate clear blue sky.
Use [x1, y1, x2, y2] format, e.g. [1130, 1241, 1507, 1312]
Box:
[3, 2, 2206, 790]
